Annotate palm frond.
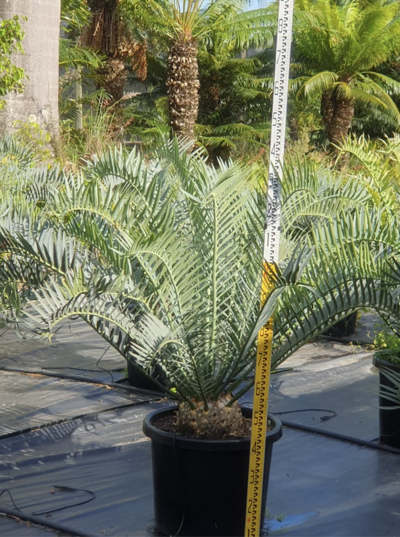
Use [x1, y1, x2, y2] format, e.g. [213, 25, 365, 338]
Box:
[297, 71, 339, 100]
[59, 38, 104, 70]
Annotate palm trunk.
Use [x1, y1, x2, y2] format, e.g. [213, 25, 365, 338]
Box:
[321, 89, 354, 145]
[0, 0, 61, 138]
[98, 57, 127, 105]
[167, 36, 200, 143]
[84, 1, 146, 107]
[84, 1, 126, 106]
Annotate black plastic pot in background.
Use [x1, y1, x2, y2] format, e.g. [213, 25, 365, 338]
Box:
[126, 361, 165, 393]
[373, 355, 400, 449]
[143, 406, 282, 537]
[323, 312, 358, 337]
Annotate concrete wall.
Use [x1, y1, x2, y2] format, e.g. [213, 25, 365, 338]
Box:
[0, 0, 61, 136]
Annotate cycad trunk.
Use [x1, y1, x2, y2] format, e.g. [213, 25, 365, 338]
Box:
[167, 37, 200, 143]
[176, 396, 248, 439]
[321, 89, 354, 145]
[0, 0, 60, 138]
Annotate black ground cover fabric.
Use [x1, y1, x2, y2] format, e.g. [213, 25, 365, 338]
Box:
[242, 351, 379, 441]
[0, 320, 126, 383]
[0, 321, 400, 537]
[0, 515, 68, 536]
[1, 405, 400, 536]
[0, 371, 156, 439]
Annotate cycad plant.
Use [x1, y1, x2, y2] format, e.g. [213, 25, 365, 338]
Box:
[123, 0, 276, 142]
[2, 140, 400, 438]
[337, 134, 400, 210]
[293, 0, 400, 144]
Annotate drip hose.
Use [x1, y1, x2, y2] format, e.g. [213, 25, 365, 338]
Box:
[0, 508, 96, 537]
[0, 364, 163, 398]
[281, 420, 400, 455]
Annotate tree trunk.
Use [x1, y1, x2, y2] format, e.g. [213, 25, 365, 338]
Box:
[167, 37, 200, 143]
[0, 0, 61, 138]
[84, 1, 146, 107]
[98, 57, 127, 105]
[321, 89, 354, 145]
[84, 0, 124, 106]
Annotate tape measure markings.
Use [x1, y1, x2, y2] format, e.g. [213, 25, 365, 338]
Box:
[244, 0, 294, 535]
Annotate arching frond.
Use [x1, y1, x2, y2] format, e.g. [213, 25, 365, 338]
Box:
[297, 71, 339, 100]
[356, 75, 400, 123]
[59, 38, 104, 69]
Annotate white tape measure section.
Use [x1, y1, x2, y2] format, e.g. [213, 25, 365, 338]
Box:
[264, 0, 294, 264]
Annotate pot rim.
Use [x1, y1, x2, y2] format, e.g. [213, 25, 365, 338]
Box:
[373, 353, 400, 373]
[142, 404, 282, 451]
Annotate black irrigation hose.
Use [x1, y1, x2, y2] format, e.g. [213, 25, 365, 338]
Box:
[273, 408, 337, 421]
[0, 364, 164, 398]
[0, 508, 96, 537]
[281, 420, 400, 455]
[0, 486, 96, 517]
[243, 404, 400, 455]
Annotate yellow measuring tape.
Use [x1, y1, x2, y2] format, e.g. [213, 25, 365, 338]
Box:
[244, 263, 275, 537]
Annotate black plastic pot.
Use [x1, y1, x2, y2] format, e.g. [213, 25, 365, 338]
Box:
[143, 405, 282, 537]
[323, 312, 358, 337]
[373, 354, 400, 449]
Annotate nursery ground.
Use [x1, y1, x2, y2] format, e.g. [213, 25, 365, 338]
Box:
[0, 314, 399, 537]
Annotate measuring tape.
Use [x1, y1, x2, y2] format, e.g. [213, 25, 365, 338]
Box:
[244, 0, 294, 535]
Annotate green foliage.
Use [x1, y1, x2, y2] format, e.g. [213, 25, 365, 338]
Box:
[336, 134, 400, 210]
[293, 0, 400, 129]
[59, 96, 126, 165]
[59, 0, 106, 151]
[13, 120, 52, 162]
[373, 330, 400, 363]
[196, 47, 273, 160]
[124, 0, 276, 47]
[61, 0, 91, 34]
[3, 140, 400, 405]
[0, 16, 26, 109]
[59, 39, 104, 70]
[125, 94, 170, 153]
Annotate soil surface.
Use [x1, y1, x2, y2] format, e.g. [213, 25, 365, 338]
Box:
[153, 413, 272, 440]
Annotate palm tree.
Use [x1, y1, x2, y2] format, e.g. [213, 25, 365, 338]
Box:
[123, 0, 276, 143]
[125, 43, 273, 160]
[293, 0, 400, 144]
[79, 0, 148, 105]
